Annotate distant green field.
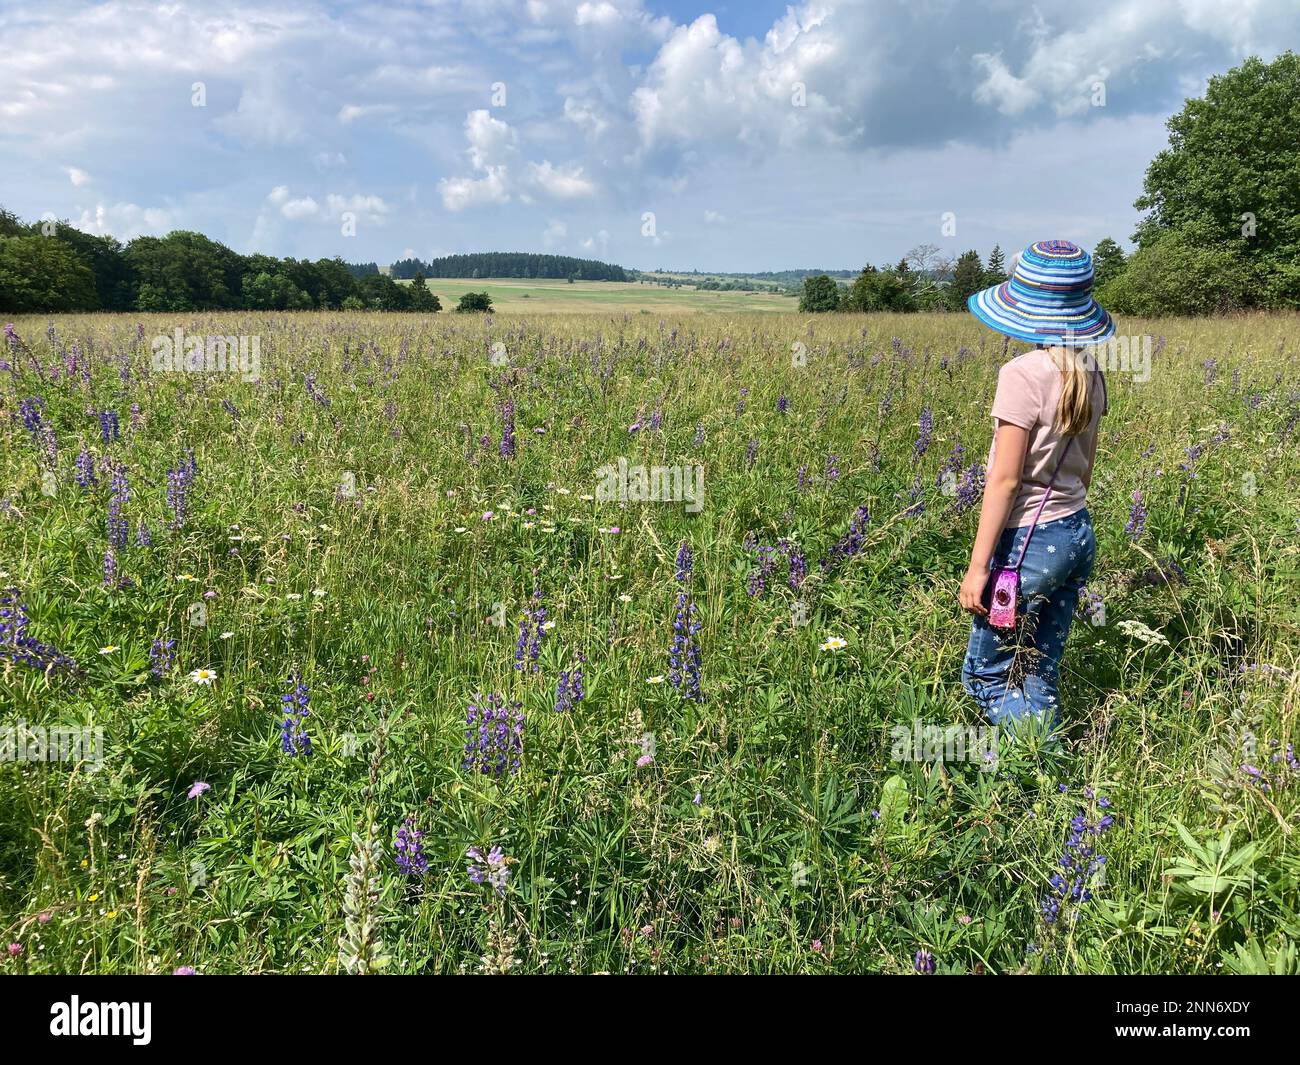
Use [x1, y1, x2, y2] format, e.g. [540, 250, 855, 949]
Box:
[397, 276, 798, 313]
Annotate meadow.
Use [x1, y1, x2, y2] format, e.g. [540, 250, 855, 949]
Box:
[1, 309, 1297, 975]
[396, 276, 798, 313]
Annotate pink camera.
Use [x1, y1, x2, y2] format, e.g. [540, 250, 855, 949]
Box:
[988, 567, 1020, 629]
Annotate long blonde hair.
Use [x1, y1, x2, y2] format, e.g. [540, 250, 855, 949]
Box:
[1045, 346, 1095, 436]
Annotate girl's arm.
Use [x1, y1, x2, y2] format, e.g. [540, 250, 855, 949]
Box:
[959, 420, 1029, 616]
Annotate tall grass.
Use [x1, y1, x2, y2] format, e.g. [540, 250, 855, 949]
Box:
[1, 310, 1297, 974]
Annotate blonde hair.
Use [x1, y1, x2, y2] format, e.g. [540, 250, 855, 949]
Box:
[1045, 346, 1094, 436]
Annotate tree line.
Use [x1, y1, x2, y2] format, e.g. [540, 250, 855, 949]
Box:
[800, 51, 1299, 318]
[390, 252, 627, 282]
[0, 211, 455, 313]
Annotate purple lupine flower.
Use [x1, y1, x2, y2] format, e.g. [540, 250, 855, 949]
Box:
[514, 583, 546, 673]
[744, 438, 759, 470]
[0, 586, 77, 673]
[913, 406, 933, 461]
[954, 462, 985, 514]
[149, 637, 176, 678]
[106, 462, 129, 551]
[555, 654, 586, 713]
[668, 542, 702, 702]
[692, 424, 705, 449]
[1202, 357, 1218, 386]
[786, 546, 808, 591]
[776, 395, 789, 414]
[463, 693, 524, 776]
[825, 453, 840, 483]
[1041, 797, 1114, 925]
[466, 845, 510, 894]
[280, 670, 312, 757]
[797, 464, 809, 494]
[746, 543, 777, 598]
[102, 549, 117, 589]
[129, 403, 142, 429]
[649, 408, 663, 431]
[99, 409, 120, 444]
[75, 449, 97, 489]
[1125, 490, 1146, 540]
[134, 523, 153, 548]
[18, 397, 57, 467]
[394, 816, 429, 876]
[499, 396, 517, 459]
[1075, 588, 1104, 625]
[821, 505, 870, 570]
[914, 949, 936, 974]
[166, 452, 196, 530]
[303, 372, 330, 406]
[911, 471, 931, 517]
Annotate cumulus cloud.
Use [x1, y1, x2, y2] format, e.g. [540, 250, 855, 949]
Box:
[66, 166, 91, 187]
[440, 109, 597, 210]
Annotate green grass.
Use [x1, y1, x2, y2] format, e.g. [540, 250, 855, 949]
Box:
[396, 275, 798, 313]
[1, 310, 1298, 974]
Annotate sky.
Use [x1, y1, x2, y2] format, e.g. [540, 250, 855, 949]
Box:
[2, 0, 1297, 273]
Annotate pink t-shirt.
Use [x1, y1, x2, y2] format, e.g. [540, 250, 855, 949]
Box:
[987, 349, 1107, 528]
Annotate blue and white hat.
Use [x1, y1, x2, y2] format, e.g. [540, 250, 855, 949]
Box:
[968, 240, 1114, 346]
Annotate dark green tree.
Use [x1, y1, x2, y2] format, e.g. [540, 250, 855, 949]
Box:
[408, 273, 442, 312]
[454, 291, 494, 313]
[798, 274, 841, 312]
[950, 249, 986, 308]
[0, 235, 98, 312]
[1091, 238, 1126, 287]
[984, 244, 1007, 286]
[1133, 51, 1300, 307]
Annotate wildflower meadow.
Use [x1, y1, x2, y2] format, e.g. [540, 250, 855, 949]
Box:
[1, 310, 1298, 975]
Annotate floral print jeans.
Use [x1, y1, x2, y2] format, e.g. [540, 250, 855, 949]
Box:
[962, 508, 1095, 729]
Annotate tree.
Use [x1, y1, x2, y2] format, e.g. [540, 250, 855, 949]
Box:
[455, 291, 494, 313]
[0, 235, 99, 312]
[984, 244, 1007, 286]
[798, 274, 840, 312]
[1133, 51, 1300, 308]
[358, 274, 411, 311]
[1091, 238, 1126, 287]
[842, 266, 915, 312]
[408, 273, 442, 312]
[950, 249, 986, 308]
[1095, 227, 1253, 316]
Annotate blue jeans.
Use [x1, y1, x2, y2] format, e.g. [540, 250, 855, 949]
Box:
[962, 508, 1095, 729]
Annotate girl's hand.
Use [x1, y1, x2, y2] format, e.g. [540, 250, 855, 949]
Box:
[959, 565, 989, 617]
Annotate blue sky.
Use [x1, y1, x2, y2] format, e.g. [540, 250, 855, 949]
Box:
[2, 0, 1297, 272]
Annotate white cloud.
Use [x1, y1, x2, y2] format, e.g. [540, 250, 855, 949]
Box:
[527, 160, 597, 199]
[280, 195, 320, 220]
[66, 166, 91, 187]
[338, 103, 396, 124]
[71, 202, 175, 240]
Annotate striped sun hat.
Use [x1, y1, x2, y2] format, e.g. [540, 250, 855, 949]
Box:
[968, 240, 1114, 346]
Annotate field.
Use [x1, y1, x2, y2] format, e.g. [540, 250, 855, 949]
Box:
[397, 276, 798, 313]
[1, 309, 1298, 975]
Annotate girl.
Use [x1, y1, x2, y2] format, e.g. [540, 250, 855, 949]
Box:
[959, 240, 1112, 730]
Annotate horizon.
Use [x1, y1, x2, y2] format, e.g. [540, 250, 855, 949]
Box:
[4, 2, 1298, 273]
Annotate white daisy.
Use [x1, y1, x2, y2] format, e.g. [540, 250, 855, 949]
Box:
[820, 636, 848, 652]
[646, 675, 666, 684]
[188, 668, 218, 685]
[98, 645, 120, 655]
